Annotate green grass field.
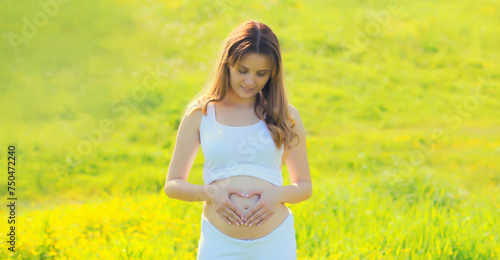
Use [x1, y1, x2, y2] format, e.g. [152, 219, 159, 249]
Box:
[0, 0, 499, 259]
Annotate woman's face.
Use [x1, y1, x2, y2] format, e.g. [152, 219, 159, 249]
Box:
[228, 53, 272, 100]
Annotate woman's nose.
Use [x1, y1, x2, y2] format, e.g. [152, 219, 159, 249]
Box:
[244, 75, 255, 86]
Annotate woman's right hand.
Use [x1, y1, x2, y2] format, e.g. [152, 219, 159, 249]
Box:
[206, 183, 246, 226]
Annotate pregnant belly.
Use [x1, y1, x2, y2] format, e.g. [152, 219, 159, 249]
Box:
[203, 176, 291, 240]
[228, 193, 260, 218]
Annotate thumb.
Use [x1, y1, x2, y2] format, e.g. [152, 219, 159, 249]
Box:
[245, 188, 262, 198]
[228, 187, 246, 197]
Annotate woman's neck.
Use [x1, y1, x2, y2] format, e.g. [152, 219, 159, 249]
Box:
[223, 89, 256, 108]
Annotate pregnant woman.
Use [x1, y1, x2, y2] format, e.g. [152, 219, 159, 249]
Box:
[164, 20, 312, 260]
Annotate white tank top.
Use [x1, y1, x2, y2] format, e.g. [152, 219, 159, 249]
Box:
[200, 102, 285, 186]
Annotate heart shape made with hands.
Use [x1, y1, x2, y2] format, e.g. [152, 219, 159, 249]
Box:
[228, 193, 261, 219]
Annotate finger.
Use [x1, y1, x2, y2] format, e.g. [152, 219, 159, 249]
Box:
[244, 205, 260, 223]
[256, 214, 271, 227]
[245, 189, 261, 198]
[245, 202, 264, 222]
[246, 208, 265, 226]
[227, 201, 245, 222]
[249, 211, 267, 227]
[218, 211, 232, 225]
[228, 188, 245, 198]
[224, 206, 243, 225]
[217, 201, 237, 225]
[219, 207, 238, 225]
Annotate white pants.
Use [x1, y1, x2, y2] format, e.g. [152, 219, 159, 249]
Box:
[196, 211, 297, 260]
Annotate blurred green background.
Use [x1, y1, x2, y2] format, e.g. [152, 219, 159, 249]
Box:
[0, 0, 499, 259]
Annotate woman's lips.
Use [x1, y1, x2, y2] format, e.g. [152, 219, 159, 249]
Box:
[241, 85, 255, 93]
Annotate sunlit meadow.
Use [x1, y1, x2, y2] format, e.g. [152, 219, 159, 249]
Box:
[0, 0, 499, 259]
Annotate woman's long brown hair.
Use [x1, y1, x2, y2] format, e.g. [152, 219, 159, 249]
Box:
[185, 20, 299, 168]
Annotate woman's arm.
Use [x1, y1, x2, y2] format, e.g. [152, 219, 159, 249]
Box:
[164, 108, 210, 202]
[242, 104, 313, 226]
[279, 104, 313, 204]
[165, 179, 212, 202]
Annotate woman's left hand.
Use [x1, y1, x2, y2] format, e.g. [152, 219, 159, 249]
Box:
[243, 186, 283, 227]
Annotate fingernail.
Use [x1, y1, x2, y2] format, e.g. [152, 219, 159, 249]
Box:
[249, 224, 252, 227]
[241, 193, 245, 196]
[245, 194, 249, 197]
[257, 223, 261, 227]
[236, 222, 239, 226]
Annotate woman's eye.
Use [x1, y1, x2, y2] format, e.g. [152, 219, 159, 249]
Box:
[237, 69, 266, 77]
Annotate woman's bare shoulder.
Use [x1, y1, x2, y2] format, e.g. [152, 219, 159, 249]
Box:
[183, 104, 204, 131]
[287, 103, 299, 117]
[286, 103, 301, 126]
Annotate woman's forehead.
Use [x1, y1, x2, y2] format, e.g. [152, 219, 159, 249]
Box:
[236, 53, 273, 71]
